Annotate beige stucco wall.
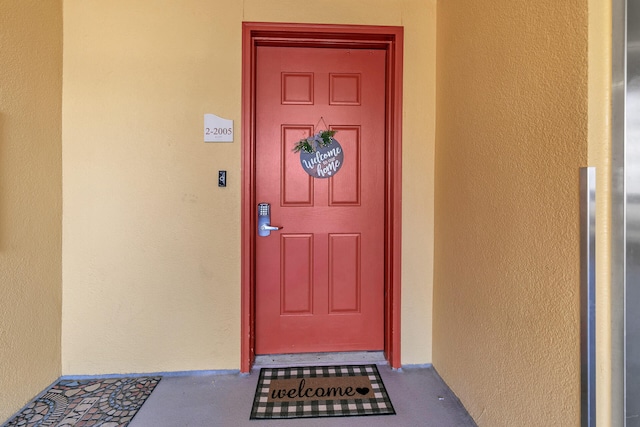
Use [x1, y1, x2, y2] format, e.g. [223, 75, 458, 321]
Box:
[61, 0, 436, 374]
[433, 0, 588, 426]
[0, 0, 63, 421]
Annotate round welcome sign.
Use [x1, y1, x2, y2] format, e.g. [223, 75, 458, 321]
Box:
[299, 139, 344, 178]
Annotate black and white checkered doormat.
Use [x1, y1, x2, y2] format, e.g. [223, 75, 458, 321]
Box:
[250, 364, 395, 420]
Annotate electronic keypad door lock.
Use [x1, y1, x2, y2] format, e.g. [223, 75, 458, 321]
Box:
[257, 203, 283, 237]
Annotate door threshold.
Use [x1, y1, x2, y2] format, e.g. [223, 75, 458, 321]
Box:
[253, 351, 387, 369]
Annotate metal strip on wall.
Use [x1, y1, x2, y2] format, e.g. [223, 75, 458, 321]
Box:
[612, 0, 640, 425]
[581, 166, 597, 427]
[611, 0, 627, 425]
[624, 0, 640, 424]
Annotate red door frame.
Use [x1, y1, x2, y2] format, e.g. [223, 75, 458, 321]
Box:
[241, 22, 403, 373]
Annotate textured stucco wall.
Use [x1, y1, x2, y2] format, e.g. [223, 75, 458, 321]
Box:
[62, 0, 436, 374]
[434, 1, 588, 426]
[0, 0, 63, 421]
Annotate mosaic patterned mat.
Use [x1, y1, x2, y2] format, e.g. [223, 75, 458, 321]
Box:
[3, 377, 160, 427]
[250, 364, 395, 420]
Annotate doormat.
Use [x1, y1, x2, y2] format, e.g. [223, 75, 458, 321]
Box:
[250, 364, 395, 420]
[2, 377, 160, 427]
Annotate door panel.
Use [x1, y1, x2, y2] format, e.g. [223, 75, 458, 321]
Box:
[281, 234, 313, 314]
[281, 125, 314, 206]
[255, 45, 386, 354]
[329, 126, 360, 205]
[328, 233, 361, 313]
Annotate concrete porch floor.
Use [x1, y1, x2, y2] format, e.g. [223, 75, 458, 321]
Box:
[2, 354, 477, 426]
[130, 361, 477, 426]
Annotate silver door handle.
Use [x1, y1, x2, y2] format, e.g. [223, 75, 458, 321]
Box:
[260, 224, 283, 231]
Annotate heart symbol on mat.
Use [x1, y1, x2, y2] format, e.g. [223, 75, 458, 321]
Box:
[356, 387, 370, 395]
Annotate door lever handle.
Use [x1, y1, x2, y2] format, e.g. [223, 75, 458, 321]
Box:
[260, 224, 283, 232]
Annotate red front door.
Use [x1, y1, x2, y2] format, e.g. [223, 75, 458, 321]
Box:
[255, 45, 386, 354]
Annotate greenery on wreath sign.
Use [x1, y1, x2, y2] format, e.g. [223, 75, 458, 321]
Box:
[292, 130, 337, 154]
